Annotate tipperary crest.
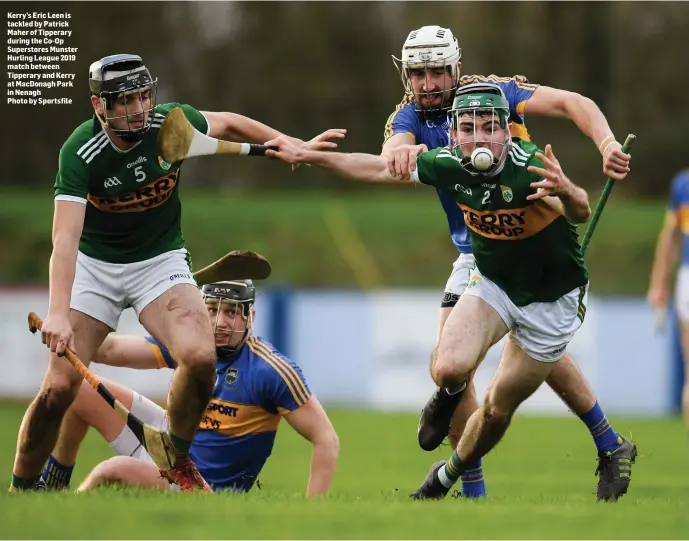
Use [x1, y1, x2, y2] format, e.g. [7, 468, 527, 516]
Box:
[500, 185, 513, 203]
[225, 368, 239, 386]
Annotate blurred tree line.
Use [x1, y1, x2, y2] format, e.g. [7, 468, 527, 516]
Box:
[3, 1, 689, 197]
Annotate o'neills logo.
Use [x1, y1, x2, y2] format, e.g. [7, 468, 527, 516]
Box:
[126, 156, 147, 169]
[87, 171, 178, 213]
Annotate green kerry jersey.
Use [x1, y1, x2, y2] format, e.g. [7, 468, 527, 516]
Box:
[414, 139, 588, 306]
[53, 102, 209, 264]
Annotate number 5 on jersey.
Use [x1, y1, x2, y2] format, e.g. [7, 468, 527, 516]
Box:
[134, 165, 146, 183]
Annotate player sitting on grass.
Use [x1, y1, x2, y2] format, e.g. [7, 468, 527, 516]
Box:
[11, 53, 344, 494]
[41, 280, 339, 496]
[264, 84, 637, 501]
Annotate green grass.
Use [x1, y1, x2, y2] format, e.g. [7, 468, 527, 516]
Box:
[0, 188, 668, 293]
[0, 403, 687, 539]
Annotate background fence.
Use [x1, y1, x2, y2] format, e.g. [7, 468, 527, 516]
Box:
[2, 289, 681, 417]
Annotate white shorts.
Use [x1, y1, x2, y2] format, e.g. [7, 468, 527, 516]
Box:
[71, 248, 197, 330]
[462, 267, 588, 363]
[676, 266, 689, 322]
[442, 253, 476, 306]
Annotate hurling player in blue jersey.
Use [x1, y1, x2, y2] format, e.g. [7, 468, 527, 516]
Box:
[648, 168, 689, 438]
[41, 280, 338, 496]
[381, 26, 632, 500]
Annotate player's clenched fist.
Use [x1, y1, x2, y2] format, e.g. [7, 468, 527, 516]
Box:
[600, 137, 631, 181]
[265, 135, 307, 164]
[287, 129, 348, 171]
[387, 143, 428, 180]
[41, 312, 73, 356]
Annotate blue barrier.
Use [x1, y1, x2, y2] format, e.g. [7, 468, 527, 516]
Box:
[268, 287, 292, 357]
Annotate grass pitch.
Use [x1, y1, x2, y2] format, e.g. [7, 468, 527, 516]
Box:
[0, 403, 687, 539]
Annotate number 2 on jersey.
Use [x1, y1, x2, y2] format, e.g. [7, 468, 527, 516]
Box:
[482, 190, 491, 205]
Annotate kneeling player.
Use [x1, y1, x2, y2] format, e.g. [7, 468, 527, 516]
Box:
[263, 84, 636, 501]
[42, 280, 339, 496]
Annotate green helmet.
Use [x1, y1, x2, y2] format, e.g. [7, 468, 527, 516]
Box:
[450, 83, 512, 176]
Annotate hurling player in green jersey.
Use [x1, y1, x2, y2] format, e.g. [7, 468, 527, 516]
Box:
[10, 54, 344, 493]
[263, 84, 637, 502]
[382, 27, 632, 480]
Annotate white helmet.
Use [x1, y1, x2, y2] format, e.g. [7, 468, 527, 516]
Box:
[392, 25, 462, 117]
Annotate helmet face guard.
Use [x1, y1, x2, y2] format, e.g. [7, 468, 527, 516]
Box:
[450, 84, 512, 177]
[201, 280, 256, 357]
[392, 26, 461, 119]
[88, 54, 158, 143]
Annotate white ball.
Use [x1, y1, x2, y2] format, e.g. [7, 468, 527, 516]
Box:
[471, 147, 494, 171]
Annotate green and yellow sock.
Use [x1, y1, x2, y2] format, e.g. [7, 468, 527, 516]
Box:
[10, 474, 42, 492]
[438, 450, 464, 489]
[169, 432, 192, 464]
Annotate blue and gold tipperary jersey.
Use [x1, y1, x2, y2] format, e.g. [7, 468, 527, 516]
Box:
[145, 335, 311, 492]
[670, 169, 689, 265]
[383, 74, 539, 254]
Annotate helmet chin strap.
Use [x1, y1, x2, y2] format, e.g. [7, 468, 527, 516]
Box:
[117, 130, 147, 143]
[96, 108, 148, 144]
[215, 329, 248, 358]
[214, 311, 253, 358]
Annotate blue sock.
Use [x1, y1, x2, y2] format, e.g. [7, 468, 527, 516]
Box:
[460, 458, 487, 498]
[41, 455, 74, 490]
[579, 401, 623, 452]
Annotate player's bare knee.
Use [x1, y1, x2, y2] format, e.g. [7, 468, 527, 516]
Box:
[435, 341, 475, 374]
[482, 401, 513, 429]
[42, 373, 81, 410]
[432, 364, 461, 390]
[432, 356, 472, 389]
[176, 343, 216, 378]
[92, 457, 128, 485]
[326, 429, 340, 458]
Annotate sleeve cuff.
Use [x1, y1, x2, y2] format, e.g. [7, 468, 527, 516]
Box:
[411, 165, 421, 184]
[199, 111, 211, 136]
[55, 194, 87, 205]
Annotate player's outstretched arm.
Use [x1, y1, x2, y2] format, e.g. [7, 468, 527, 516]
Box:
[203, 111, 347, 153]
[265, 135, 412, 185]
[203, 111, 284, 144]
[647, 210, 681, 313]
[284, 396, 339, 497]
[524, 86, 630, 181]
[527, 144, 591, 223]
[92, 335, 166, 370]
